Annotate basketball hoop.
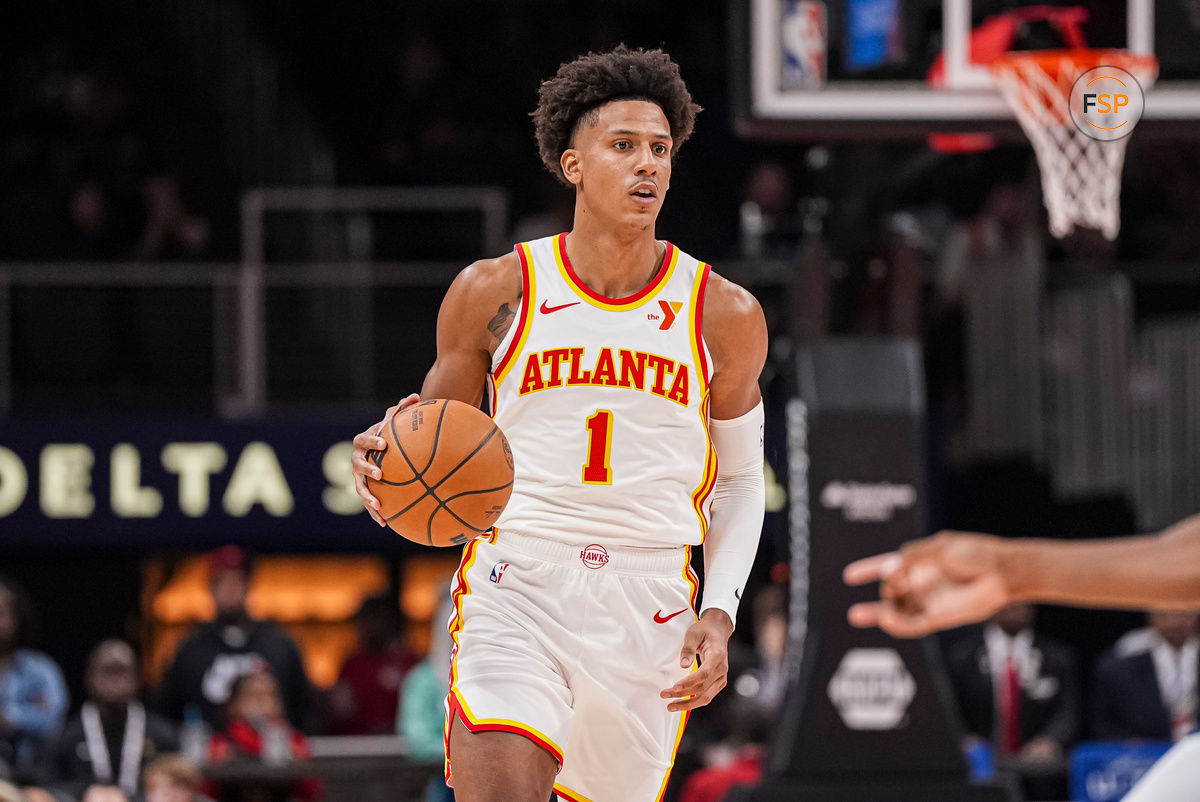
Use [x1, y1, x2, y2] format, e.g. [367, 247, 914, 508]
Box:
[990, 49, 1158, 240]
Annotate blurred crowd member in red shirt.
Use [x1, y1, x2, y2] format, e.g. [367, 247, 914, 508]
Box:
[205, 667, 320, 802]
[328, 594, 418, 735]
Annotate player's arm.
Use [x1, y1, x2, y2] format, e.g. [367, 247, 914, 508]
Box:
[844, 514, 1200, 638]
[698, 273, 768, 626]
[664, 273, 767, 712]
[1009, 513, 1200, 608]
[420, 253, 522, 403]
[351, 253, 522, 524]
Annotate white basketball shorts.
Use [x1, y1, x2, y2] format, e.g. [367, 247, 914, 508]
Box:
[443, 529, 699, 802]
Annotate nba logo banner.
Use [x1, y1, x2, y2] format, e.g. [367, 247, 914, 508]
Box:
[489, 562, 510, 584]
[781, 1, 827, 90]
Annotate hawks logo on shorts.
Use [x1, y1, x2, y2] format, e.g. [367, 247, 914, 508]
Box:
[579, 545, 609, 569]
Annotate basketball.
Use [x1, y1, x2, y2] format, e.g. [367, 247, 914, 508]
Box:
[366, 399, 515, 547]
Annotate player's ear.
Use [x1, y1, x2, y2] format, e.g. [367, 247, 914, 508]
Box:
[561, 149, 582, 186]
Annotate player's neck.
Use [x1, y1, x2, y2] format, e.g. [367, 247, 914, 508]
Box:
[563, 224, 663, 300]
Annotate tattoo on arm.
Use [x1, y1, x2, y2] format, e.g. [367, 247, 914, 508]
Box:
[486, 292, 522, 341]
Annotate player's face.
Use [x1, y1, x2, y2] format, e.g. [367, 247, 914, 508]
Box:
[563, 100, 672, 230]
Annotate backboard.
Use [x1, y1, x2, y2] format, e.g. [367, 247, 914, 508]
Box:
[735, 0, 1200, 140]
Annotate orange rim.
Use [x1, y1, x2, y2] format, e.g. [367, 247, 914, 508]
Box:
[990, 49, 1158, 123]
[990, 48, 1158, 85]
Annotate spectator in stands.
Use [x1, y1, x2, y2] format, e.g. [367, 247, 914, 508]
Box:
[509, 180, 575, 245]
[132, 174, 209, 260]
[205, 668, 320, 802]
[933, 179, 1044, 462]
[729, 583, 788, 715]
[143, 754, 213, 802]
[1092, 610, 1199, 742]
[944, 603, 1079, 799]
[399, 594, 455, 802]
[0, 782, 71, 802]
[737, 162, 803, 260]
[0, 576, 68, 784]
[157, 547, 316, 733]
[328, 594, 418, 735]
[60, 179, 123, 260]
[678, 703, 770, 802]
[77, 786, 127, 802]
[47, 640, 177, 800]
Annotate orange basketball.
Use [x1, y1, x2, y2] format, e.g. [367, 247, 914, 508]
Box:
[366, 399, 514, 547]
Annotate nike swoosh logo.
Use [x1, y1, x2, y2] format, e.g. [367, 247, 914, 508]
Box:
[735, 588, 742, 601]
[653, 608, 689, 624]
[539, 300, 580, 314]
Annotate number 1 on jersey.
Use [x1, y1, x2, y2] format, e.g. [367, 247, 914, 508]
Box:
[582, 409, 613, 485]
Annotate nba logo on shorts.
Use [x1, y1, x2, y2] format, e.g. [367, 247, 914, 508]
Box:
[489, 562, 510, 584]
[579, 544, 610, 569]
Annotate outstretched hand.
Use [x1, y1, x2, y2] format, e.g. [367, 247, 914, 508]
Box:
[843, 532, 1015, 638]
[660, 609, 733, 713]
[351, 393, 421, 526]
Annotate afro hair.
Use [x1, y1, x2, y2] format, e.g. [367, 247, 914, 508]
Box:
[532, 45, 701, 184]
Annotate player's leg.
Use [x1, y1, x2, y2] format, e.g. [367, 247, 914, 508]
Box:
[552, 679, 688, 802]
[448, 718, 558, 802]
[444, 537, 577, 801]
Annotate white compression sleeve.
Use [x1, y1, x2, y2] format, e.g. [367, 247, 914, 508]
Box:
[700, 400, 765, 628]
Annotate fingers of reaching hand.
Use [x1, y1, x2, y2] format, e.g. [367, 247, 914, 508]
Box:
[876, 605, 940, 639]
[848, 599, 939, 639]
[847, 601, 883, 629]
[842, 552, 902, 586]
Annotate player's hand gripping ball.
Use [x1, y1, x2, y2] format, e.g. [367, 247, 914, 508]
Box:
[367, 399, 514, 547]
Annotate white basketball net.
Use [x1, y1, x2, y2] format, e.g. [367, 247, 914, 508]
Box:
[990, 52, 1157, 240]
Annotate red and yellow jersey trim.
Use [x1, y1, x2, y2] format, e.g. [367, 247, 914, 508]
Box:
[492, 242, 537, 387]
[689, 264, 717, 540]
[443, 538, 482, 782]
[552, 783, 596, 802]
[447, 689, 564, 765]
[654, 708, 691, 801]
[443, 537, 564, 779]
[554, 232, 679, 311]
[652, 547, 698, 802]
[690, 264, 711, 390]
[683, 545, 701, 610]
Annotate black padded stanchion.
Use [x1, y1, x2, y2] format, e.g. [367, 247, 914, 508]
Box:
[741, 339, 1016, 802]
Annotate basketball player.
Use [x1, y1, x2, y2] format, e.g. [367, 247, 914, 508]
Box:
[844, 514, 1200, 801]
[351, 47, 767, 802]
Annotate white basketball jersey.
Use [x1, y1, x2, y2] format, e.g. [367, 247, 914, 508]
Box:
[487, 233, 716, 549]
